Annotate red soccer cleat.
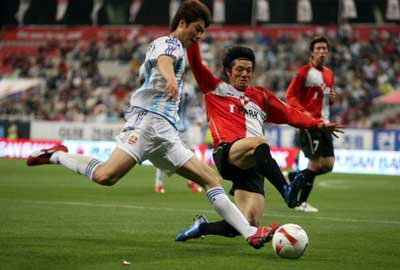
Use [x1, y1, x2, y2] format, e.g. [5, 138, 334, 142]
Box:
[155, 183, 165, 193]
[247, 223, 280, 249]
[187, 181, 203, 193]
[26, 145, 68, 166]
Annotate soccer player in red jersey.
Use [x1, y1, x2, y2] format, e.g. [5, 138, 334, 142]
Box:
[285, 36, 337, 212]
[176, 41, 343, 241]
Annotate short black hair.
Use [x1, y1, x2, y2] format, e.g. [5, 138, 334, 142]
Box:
[309, 36, 331, 51]
[170, 0, 211, 31]
[222, 46, 256, 71]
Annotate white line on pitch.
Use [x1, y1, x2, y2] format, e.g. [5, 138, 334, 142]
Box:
[4, 198, 400, 226]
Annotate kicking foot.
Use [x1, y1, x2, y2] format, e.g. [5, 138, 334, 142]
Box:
[26, 145, 68, 166]
[247, 223, 279, 249]
[175, 214, 208, 241]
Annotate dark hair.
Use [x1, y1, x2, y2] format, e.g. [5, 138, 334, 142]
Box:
[223, 46, 256, 71]
[170, 0, 211, 31]
[309, 36, 331, 51]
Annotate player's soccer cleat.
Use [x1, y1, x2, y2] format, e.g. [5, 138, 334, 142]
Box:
[247, 223, 280, 249]
[284, 173, 306, 208]
[295, 202, 319, 213]
[187, 181, 203, 192]
[26, 145, 68, 166]
[175, 214, 208, 241]
[155, 184, 165, 193]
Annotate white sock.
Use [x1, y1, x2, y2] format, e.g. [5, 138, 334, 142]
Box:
[50, 151, 102, 180]
[155, 169, 165, 186]
[207, 187, 257, 239]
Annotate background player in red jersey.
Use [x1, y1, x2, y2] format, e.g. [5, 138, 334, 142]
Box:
[176, 41, 343, 241]
[285, 36, 337, 213]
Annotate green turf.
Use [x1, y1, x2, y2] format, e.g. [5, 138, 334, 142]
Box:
[0, 159, 399, 270]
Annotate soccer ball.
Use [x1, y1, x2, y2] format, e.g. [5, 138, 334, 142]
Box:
[272, 223, 309, 259]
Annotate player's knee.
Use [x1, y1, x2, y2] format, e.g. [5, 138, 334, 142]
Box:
[250, 137, 268, 152]
[254, 137, 267, 147]
[319, 160, 334, 173]
[320, 164, 333, 174]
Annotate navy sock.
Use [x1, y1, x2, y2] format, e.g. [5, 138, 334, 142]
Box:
[299, 169, 316, 202]
[254, 143, 287, 197]
[198, 220, 240, 238]
[288, 171, 297, 182]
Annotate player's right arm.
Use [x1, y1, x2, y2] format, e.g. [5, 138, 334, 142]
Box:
[187, 42, 222, 94]
[157, 55, 178, 100]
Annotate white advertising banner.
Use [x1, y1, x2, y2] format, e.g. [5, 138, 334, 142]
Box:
[333, 128, 373, 150]
[31, 121, 124, 141]
[299, 149, 400, 176]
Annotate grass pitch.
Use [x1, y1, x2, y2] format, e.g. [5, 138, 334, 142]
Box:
[0, 159, 399, 270]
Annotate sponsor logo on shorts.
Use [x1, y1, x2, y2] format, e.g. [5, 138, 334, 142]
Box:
[128, 134, 138, 144]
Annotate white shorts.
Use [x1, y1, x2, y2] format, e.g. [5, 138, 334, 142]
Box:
[181, 124, 203, 148]
[116, 108, 194, 175]
[179, 129, 193, 149]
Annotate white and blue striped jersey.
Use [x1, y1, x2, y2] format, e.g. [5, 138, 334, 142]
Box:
[129, 36, 185, 126]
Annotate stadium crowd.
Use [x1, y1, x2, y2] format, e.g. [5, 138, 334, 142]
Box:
[1, 24, 400, 128]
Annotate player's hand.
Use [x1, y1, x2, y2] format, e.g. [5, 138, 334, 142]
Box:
[318, 122, 345, 138]
[329, 90, 336, 103]
[164, 78, 178, 101]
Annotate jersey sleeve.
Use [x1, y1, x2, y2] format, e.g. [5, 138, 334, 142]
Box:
[285, 71, 307, 111]
[266, 90, 323, 128]
[148, 37, 184, 63]
[187, 42, 222, 94]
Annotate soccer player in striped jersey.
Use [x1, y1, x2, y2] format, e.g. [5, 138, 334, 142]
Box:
[285, 36, 336, 212]
[175, 41, 343, 241]
[26, 0, 280, 249]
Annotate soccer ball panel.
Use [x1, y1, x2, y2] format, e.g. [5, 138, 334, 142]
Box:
[272, 223, 309, 259]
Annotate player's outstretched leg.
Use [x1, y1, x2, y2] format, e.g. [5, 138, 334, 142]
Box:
[27, 145, 68, 166]
[176, 214, 208, 241]
[284, 173, 306, 208]
[246, 223, 280, 249]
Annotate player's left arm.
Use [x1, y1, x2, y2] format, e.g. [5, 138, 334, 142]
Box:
[266, 90, 344, 137]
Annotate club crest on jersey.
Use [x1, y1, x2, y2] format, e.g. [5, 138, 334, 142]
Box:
[239, 95, 250, 106]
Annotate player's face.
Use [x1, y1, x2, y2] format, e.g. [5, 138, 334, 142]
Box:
[227, 59, 253, 91]
[179, 19, 206, 48]
[311, 42, 329, 67]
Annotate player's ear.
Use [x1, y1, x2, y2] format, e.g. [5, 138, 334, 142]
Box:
[225, 67, 231, 77]
[179, 19, 187, 28]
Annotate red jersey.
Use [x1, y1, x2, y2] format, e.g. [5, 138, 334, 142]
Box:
[285, 63, 335, 121]
[187, 43, 323, 148]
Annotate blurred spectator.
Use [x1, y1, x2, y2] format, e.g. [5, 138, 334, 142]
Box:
[1, 26, 400, 130]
